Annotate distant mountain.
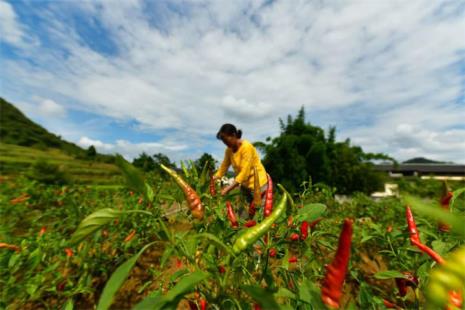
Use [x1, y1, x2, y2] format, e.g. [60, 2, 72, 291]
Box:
[402, 157, 446, 164]
[0, 97, 113, 162]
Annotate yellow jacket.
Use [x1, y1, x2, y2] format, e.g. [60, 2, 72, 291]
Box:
[214, 140, 267, 190]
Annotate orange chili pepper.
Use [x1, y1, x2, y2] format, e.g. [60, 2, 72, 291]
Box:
[124, 230, 136, 242]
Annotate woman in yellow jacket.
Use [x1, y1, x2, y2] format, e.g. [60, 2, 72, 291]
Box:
[213, 123, 269, 207]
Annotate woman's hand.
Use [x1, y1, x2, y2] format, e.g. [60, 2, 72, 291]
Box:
[221, 180, 239, 196]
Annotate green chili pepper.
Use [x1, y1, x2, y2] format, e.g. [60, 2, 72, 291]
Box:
[232, 188, 288, 254]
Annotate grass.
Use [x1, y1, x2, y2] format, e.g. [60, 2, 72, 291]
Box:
[0, 143, 122, 185]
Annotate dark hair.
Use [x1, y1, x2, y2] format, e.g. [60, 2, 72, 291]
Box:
[216, 123, 242, 139]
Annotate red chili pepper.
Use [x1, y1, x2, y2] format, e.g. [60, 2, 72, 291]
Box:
[176, 258, 183, 268]
[290, 233, 300, 241]
[288, 256, 298, 263]
[10, 193, 31, 205]
[300, 221, 309, 240]
[38, 226, 46, 237]
[65, 248, 73, 257]
[383, 299, 398, 309]
[124, 230, 136, 242]
[209, 173, 216, 197]
[448, 291, 463, 309]
[439, 182, 453, 232]
[226, 201, 239, 228]
[218, 265, 226, 274]
[0, 243, 20, 252]
[406, 206, 445, 264]
[253, 303, 262, 310]
[321, 218, 353, 309]
[160, 164, 204, 219]
[395, 272, 418, 297]
[263, 174, 273, 217]
[244, 220, 257, 228]
[269, 248, 277, 257]
[249, 201, 256, 217]
[56, 281, 66, 291]
[199, 299, 207, 310]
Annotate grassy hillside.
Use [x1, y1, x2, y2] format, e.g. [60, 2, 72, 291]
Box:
[0, 98, 86, 154]
[0, 143, 122, 185]
[0, 97, 123, 184]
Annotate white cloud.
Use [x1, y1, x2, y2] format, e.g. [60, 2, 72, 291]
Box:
[78, 136, 188, 161]
[222, 95, 273, 120]
[1, 0, 464, 163]
[0, 0, 24, 46]
[38, 99, 66, 118]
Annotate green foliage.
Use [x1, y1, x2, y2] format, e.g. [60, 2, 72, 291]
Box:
[27, 159, 70, 185]
[69, 208, 123, 244]
[132, 152, 156, 172]
[86, 145, 97, 158]
[134, 271, 210, 310]
[194, 152, 217, 173]
[97, 241, 158, 310]
[261, 107, 388, 194]
[132, 152, 176, 174]
[0, 98, 115, 163]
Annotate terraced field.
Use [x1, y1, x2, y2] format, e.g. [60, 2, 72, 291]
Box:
[0, 143, 122, 185]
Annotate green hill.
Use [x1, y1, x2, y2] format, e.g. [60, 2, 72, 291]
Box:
[403, 157, 445, 164]
[0, 97, 87, 155]
[0, 97, 121, 185]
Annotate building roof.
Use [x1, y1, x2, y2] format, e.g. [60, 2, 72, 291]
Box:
[375, 164, 465, 174]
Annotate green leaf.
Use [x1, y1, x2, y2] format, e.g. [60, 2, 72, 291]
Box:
[274, 287, 296, 300]
[432, 240, 452, 256]
[241, 285, 281, 309]
[160, 247, 174, 268]
[450, 187, 465, 212]
[145, 183, 155, 202]
[295, 203, 326, 222]
[132, 291, 163, 310]
[69, 208, 122, 245]
[133, 271, 209, 310]
[181, 161, 189, 178]
[170, 269, 189, 283]
[115, 154, 146, 195]
[298, 279, 312, 304]
[198, 161, 209, 188]
[303, 280, 326, 309]
[374, 270, 407, 280]
[194, 233, 235, 256]
[189, 160, 198, 179]
[62, 299, 74, 310]
[96, 242, 157, 310]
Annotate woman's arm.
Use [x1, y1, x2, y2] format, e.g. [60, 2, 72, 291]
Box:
[220, 180, 240, 196]
[214, 149, 231, 179]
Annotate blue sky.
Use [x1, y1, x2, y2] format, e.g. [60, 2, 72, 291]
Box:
[1, 0, 464, 163]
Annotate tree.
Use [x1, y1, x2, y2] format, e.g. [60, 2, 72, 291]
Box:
[194, 153, 217, 173]
[132, 152, 155, 172]
[260, 107, 387, 194]
[86, 145, 97, 158]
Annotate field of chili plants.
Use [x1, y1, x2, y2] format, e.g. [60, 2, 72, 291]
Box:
[1, 158, 465, 310]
